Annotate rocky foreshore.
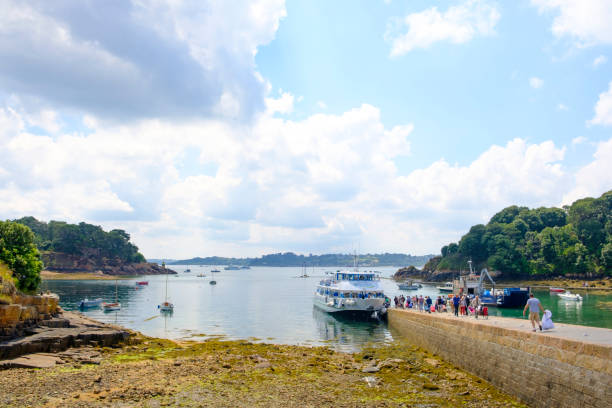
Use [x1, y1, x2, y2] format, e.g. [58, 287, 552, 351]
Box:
[0, 329, 525, 407]
[0, 311, 131, 362]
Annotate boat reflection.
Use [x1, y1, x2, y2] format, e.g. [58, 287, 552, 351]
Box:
[311, 307, 391, 351]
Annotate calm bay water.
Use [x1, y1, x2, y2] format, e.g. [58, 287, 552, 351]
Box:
[42, 266, 612, 351]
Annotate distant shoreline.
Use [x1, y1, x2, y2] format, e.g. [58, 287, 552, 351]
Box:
[41, 271, 136, 280]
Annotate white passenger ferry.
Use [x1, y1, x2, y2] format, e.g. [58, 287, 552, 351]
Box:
[313, 271, 387, 318]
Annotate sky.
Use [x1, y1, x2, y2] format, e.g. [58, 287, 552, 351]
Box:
[0, 0, 611, 259]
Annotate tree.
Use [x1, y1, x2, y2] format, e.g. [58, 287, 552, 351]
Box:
[601, 242, 612, 274]
[0, 221, 42, 293]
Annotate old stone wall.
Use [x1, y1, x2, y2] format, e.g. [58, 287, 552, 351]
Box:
[388, 309, 611, 408]
[1, 264, 61, 341]
[0, 295, 60, 341]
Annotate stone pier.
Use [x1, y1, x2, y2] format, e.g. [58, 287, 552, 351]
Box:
[388, 309, 612, 408]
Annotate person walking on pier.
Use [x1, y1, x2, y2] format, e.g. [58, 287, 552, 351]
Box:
[523, 293, 544, 332]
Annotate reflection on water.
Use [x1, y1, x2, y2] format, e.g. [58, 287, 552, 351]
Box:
[41, 266, 401, 351]
[312, 307, 391, 349]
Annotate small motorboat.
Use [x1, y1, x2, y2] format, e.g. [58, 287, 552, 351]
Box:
[197, 273, 206, 277]
[135, 281, 149, 286]
[209, 280, 217, 285]
[210, 269, 221, 273]
[398, 280, 422, 290]
[184, 269, 191, 273]
[79, 298, 102, 308]
[558, 291, 582, 301]
[549, 287, 565, 293]
[436, 282, 454, 292]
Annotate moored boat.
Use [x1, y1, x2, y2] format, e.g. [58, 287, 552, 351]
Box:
[79, 298, 102, 308]
[210, 269, 221, 273]
[436, 282, 453, 292]
[135, 281, 148, 286]
[496, 287, 530, 308]
[314, 271, 387, 319]
[398, 280, 421, 290]
[209, 280, 217, 285]
[549, 287, 565, 293]
[102, 302, 121, 311]
[224, 265, 240, 270]
[103, 279, 121, 311]
[558, 291, 582, 301]
[159, 263, 174, 312]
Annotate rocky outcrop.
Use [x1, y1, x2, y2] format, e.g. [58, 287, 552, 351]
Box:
[393, 266, 427, 281]
[41, 251, 176, 276]
[0, 311, 132, 362]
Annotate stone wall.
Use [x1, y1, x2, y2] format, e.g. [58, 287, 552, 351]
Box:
[388, 309, 611, 408]
[0, 294, 60, 341]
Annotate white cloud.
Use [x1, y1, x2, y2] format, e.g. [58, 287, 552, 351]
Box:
[571, 136, 587, 145]
[562, 137, 612, 205]
[589, 81, 612, 126]
[316, 101, 328, 109]
[0, 100, 584, 258]
[265, 92, 295, 114]
[593, 55, 607, 67]
[529, 77, 544, 89]
[386, 0, 500, 56]
[531, 0, 612, 47]
[0, 0, 286, 121]
[557, 103, 569, 111]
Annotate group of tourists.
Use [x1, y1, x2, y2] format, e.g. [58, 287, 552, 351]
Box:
[393, 294, 449, 313]
[393, 290, 552, 333]
[393, 293, 489, 319]
[450, 294, 488, 319]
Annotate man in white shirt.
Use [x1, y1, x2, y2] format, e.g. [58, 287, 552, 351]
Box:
[523, 293, 544, 332]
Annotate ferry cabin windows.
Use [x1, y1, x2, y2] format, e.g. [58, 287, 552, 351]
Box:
[335, 273, 375, 281]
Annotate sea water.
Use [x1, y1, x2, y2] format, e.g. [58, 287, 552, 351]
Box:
[42, 266, 612, 351]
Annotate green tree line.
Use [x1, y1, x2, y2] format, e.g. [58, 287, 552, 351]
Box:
[14, 217, 146, 264]
[0, 220, 42, 292]
[170, 252, 434, 267]
[434, 191, 611, 278]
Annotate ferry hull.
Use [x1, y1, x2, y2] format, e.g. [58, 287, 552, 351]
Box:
[313, 295, 386, 318]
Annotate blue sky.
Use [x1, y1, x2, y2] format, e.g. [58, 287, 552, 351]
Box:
[256, 0, 611, 171]
[0, 0, 611, 258]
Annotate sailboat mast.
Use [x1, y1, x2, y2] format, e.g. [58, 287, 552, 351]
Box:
[164, 262, 168, 302]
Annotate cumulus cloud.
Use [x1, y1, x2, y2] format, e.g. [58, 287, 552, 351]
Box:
[593, 55, 607, 68]
[571, 136, 586, 145]
[0, 0, 286, 121]
[562, 137, 612, 205]
[265, 92, 295, 115]
[386, 0, 500, 56]
[529, 77, 544, 89]
[531, 0, 612, 47]
[557, 103, 569, 111]
[0, 99, 585, 257]
[589, 81, 612, 126]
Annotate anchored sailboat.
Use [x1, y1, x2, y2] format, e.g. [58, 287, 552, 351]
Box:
[103, 279, 121, 311]
[159, 262, 174, 312]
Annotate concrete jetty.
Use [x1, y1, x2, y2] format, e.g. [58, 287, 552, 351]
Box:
[388, 308, 611, 408]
